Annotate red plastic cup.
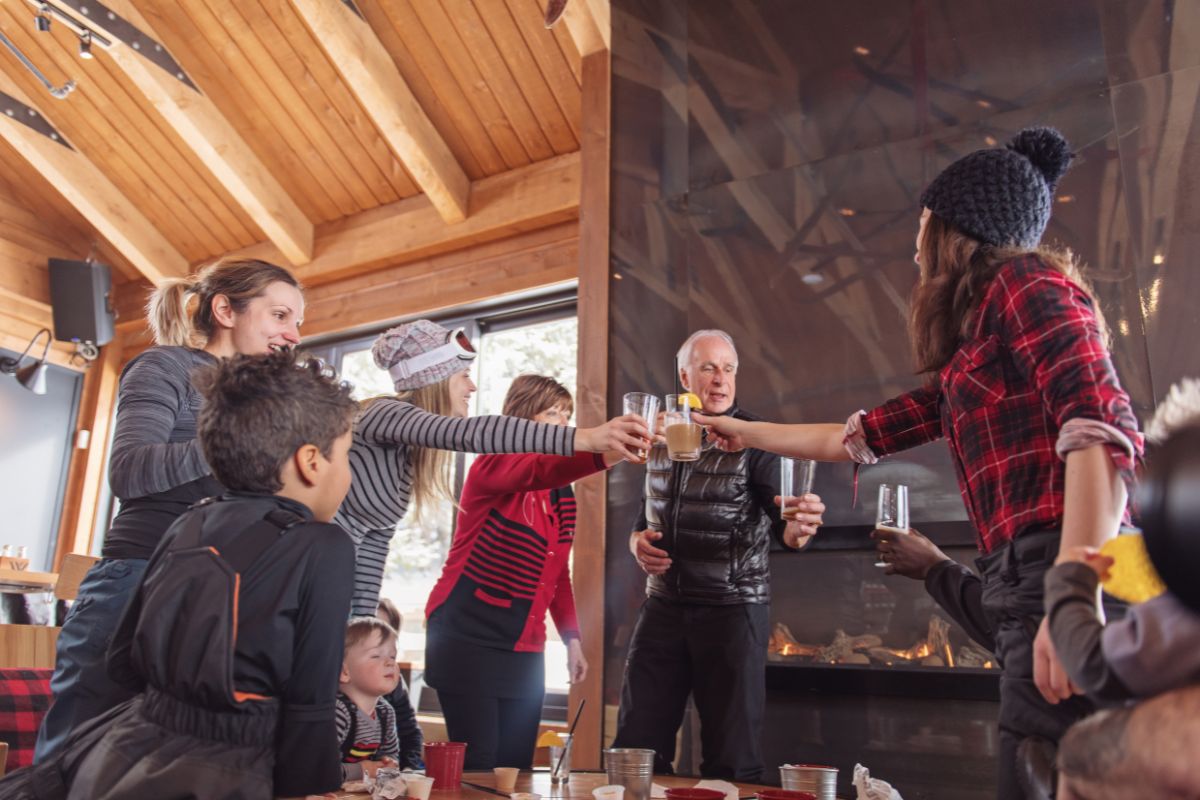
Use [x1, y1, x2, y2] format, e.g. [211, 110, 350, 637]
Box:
[664, 790, 725, 800]
[423, 741, 467, 789]
[757, 791, 817, 800]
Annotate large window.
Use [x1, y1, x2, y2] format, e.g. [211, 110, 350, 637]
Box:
[305, 293, 580, 712]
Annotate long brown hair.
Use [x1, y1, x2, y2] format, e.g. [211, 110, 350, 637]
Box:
[364, 378, 458, 522]
[147, 257, 300, 348]
[909, 212, 1108, 375]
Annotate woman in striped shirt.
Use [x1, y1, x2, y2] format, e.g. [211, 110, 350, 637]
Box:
[424, 375, 619, 769]
[337, 320, 649, 616]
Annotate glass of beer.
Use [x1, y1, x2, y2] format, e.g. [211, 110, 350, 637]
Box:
[664, 394, 701, 461]
[875, 483, 909, 567]
[779, 458, 816, 519]
[622, 392, 660, 464]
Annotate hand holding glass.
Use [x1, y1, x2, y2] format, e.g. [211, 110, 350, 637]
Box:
[779, 458, 817, 519]
[875, 483, 909, 568]
[622, 393, 660, 464]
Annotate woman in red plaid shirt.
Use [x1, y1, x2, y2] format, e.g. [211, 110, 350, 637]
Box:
[697, 128, 1143, 800]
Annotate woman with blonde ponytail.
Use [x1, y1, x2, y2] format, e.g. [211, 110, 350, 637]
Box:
[34, 258, 303, 763]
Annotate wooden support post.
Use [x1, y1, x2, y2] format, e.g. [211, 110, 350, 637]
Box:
[569, 47, 611, 771]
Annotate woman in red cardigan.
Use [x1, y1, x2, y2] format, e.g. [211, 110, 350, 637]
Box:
[424, 375, 621, 770]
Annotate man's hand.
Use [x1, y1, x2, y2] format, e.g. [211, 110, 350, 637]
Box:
[1058, 545, 1114, 581]
[870, 526, 951, 580]
[692, 412, 748, 451]
[776, 494, 824, 549]
[567, 638, 588, 684]
[630, 529, 671, 575]
[1033, 616, 1081, 704]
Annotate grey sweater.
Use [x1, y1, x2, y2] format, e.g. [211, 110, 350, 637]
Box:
[102, 346, 222, 560]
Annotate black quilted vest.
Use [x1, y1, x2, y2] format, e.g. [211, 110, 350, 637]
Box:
[642, 408, 776, 605]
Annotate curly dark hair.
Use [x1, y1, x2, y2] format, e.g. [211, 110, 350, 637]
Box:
[194, 352, 358, 493]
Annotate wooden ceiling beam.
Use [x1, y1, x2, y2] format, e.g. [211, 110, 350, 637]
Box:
[290, 0, 470, 224]
[72, 0, 315, 266]
[561, 0, 607, 56]
[0, 71, 187, 284]
[229, 150, 580, 286]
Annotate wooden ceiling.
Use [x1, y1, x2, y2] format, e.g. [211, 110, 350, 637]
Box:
[0, 0, 610, 362]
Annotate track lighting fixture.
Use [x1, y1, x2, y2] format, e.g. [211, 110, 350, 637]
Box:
[79, 30, 92, 59]
[35, 3, 51, 32]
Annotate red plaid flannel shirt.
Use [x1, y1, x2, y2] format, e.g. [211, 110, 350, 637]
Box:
[0, 668, 53, 773]
[861, 256, 1143, 554]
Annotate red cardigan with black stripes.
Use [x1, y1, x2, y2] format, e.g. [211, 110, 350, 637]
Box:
[425, 451, 608, 652]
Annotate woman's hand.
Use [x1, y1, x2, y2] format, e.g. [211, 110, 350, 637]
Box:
[776, 494, 824, 548]
[1033, 616, 1081, 704]
[576, 414, 652, 461]
[1058, 545, 1114, 581]
[567, 638, 588, 684]
[692, 412, 748, 451]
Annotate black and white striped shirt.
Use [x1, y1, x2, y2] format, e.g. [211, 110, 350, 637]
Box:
[335, 398, 575, 615]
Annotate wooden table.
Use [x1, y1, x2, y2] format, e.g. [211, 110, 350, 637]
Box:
[336, 770, 776, 800]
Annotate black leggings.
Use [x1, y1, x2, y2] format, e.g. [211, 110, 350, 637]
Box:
[438, 690, 544, 770]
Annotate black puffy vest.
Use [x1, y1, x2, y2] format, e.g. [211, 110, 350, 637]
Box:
[642, 409, 778, 605]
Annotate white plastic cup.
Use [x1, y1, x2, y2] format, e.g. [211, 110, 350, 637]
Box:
[406, 774, 435, 800]
[494, 768, 519, 793]
[593, 786, 627, 800]
[511, 793, 542, 800]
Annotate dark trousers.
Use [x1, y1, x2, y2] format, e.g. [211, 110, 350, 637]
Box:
[975, 531, 1094, 800]
[612, 596, 769, 782]
[438, 690, 544, 770]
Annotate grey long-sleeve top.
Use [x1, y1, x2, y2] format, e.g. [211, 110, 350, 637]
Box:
[102, 346, 223, 560]
[1045, 561, 1200, 702]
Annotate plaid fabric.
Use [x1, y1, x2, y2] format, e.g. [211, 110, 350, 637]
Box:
[863, 255, 1143, 554]
[0, 668, 53, 772]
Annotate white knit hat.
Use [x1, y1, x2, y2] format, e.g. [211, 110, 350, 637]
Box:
[372, 320, 476, 391]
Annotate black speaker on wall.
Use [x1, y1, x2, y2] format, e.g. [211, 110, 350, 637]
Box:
[48, 259, 114, 348]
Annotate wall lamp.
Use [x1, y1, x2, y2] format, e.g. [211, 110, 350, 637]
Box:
[0, 327, 52, 395]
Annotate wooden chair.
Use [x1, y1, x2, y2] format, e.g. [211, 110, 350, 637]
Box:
[54, 554, 100, 602]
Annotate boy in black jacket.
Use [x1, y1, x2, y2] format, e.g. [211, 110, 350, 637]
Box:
[65, 353, 359, 799]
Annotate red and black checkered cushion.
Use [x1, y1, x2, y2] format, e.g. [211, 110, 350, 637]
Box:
[0, 669, 52, 773]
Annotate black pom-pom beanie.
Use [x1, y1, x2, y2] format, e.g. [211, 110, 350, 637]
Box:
[919, 127, 1074, 249]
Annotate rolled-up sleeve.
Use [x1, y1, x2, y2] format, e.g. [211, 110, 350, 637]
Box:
[993, 264, 1144, 474]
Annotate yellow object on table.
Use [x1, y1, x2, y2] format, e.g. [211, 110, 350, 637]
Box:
[1100, 533, 1167, 604]
[536, 730, 565, 747]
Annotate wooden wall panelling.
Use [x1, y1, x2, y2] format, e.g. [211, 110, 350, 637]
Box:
[227, 150, 580, 285]
[96, 0, 316, 266]
[290, 0, 470, 224]
[570, 48, 611, 771]
[53, 331, 124, 565]
[301, 221, 579, 337]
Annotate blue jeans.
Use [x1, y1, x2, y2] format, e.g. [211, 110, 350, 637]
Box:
[33, 557, 147, 763]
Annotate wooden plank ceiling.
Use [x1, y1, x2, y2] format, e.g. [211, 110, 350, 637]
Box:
[0, 0, 602, 361]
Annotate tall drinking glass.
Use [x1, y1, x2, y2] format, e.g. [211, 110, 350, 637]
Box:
[664, 394, 701, 461]
[779, 458, 817, 519]
[622, 392, 660, 464]
[875, 483, 909, 568]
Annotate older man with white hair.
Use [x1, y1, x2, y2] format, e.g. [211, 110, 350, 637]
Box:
[611, 329, 825, 781]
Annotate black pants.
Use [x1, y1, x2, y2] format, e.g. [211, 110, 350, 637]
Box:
[974, 531, 1094, 800]
[438, 690, 544, 770]
[612, 596, 769, 782]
